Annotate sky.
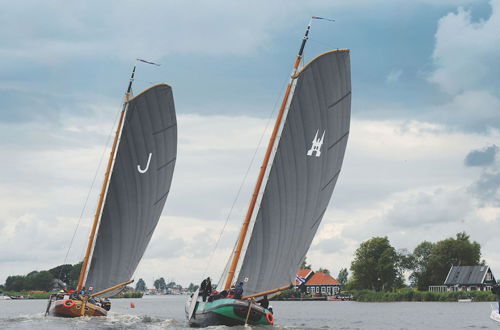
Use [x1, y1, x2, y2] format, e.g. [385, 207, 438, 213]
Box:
[1, 0, 499, 288]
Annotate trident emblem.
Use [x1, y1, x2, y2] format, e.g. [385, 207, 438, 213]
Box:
[307, 130, 325, 157]
[137, 153, 152, 174]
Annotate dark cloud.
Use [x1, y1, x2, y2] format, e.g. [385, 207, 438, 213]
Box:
[469, 170, 500, 206]
[464, 145, 498, 167]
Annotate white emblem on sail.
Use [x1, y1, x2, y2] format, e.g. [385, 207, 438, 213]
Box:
[307, 130, 325, 157]
[137, 153, 152, 174]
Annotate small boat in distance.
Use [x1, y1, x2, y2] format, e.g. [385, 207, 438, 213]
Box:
[186, 17, 351, 327]
[46, 65, 177, 317]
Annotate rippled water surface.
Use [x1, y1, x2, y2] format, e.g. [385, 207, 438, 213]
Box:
[1, 295, 498, 329]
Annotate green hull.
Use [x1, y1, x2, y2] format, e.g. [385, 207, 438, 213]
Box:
[187, 298, 274, 327]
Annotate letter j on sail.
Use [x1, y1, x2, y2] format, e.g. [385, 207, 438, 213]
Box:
[137, 153, 152, 173]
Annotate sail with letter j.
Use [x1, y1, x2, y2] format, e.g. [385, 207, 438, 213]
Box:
[47, 66, 177, 317]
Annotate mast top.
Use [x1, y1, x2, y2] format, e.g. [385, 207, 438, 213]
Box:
[124, 66, 136, 103]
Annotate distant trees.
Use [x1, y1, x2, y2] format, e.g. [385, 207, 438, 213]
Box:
[187, 283, 199, 292]
[300, 258, 311, 270]
[5, 271, 54, 291]
[316, 268, 330, 274]
[3, 262, 83, 292]
[408, 232, 482, 290]
[154, 277, 167, 292]
[349, 232, 484, 292]
[135, 278, 147, 292]
[350, 237, 402, 291]
[337, 268, 348, 285]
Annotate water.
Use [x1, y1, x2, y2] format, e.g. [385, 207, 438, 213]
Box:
[0, 295, 498, 329]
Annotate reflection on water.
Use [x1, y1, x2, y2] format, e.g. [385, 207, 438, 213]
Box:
[0, 295, 497, 329]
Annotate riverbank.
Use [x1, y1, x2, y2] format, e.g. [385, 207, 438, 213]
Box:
[353, 289, 497, 302]
[0, 291, 143, 299]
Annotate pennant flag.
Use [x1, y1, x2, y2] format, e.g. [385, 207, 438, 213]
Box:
[296, 274, 306, 284]
[312, 16, 335, 22]
[136, 58, 161, 66]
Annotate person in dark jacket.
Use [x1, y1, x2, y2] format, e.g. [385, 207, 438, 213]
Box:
[200, 278, 208, 302]
[200, 277, 212, 302]
[205, 277, 212, 298]
[234, 281, 244, 299]
[259, 295, 269, 309]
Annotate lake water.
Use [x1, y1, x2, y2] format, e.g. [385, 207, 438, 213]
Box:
[0, 295, 498, 329]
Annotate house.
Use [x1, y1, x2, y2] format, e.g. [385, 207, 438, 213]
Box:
[294, 269, 341, 296]
[443, 265, 496, 292]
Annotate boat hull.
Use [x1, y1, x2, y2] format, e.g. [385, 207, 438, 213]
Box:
[187, 298, 273, 327]
[51, 299, 107, 317]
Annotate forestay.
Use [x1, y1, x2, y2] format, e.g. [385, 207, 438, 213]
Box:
[236, 50, 351, 296]
[85, 84, 177, 297]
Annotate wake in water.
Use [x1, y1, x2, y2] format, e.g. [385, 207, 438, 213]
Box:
[1, 312, 177, 330]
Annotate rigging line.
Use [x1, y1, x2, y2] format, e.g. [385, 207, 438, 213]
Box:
[202, 73, 292, 279]
[59, 102, 123, 279]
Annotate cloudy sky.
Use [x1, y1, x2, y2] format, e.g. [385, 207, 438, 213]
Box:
[1, 0, 499, 288]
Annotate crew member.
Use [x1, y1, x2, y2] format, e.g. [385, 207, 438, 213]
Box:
[235, 281, 244, 299]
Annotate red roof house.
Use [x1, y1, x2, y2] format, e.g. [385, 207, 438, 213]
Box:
[294, 270, 341, 296]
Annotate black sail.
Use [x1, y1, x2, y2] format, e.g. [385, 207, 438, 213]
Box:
[236, 50, 351, 296]
[85, 84, 177, 297]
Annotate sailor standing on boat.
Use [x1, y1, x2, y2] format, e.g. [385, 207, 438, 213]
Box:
[200, 277, 212, 302]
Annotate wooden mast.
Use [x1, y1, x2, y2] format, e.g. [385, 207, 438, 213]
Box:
[224, 21, 312, 290]
[77, 67, 136, 291]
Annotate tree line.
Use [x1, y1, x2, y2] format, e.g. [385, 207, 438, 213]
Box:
[134, 277, 199, 293]
[3, 262, 82, 292]
[347, 232, 484, 291]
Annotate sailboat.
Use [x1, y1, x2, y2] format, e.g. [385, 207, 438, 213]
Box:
[186, 18, 351, 327]
[46, 65, 177, 317]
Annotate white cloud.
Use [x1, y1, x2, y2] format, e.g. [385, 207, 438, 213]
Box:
[428, 0, 500, 95]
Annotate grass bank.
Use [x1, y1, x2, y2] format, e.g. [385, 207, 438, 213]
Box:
[114, 292, 143, 298]
[2, 291, 51, 299]
[352, 288, 497, 302]
[1, 291, 144, 299]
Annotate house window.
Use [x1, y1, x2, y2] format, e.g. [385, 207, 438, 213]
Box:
[306, 287, 310, 293]
[327, 287, 331, 295]
[321, 287, 325, 293]
[486, 272, 492, 281]
[316, 286, 319, 293]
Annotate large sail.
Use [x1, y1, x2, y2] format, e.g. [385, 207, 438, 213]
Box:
[236, 50, 351, 296]
[85, 84, 177, 297]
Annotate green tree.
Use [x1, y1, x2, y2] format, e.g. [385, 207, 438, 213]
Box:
[24, 271, 54, 291]
[408, 241, 435, 290]
[154, 277, 167, 292]
[337, 268, 348, 285]
[188, 283, 199, 292]
[49, 264, 73, 285]
[300, 257, 311, 270]
[135, 278, 147, 292]
[316, 268, 330, 274]
[69, 262, 82, 289]
[350, 236, 399, 291]
[5, 275, 25, 291]
[426, 232, 481, 286]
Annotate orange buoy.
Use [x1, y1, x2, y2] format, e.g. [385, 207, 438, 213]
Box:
[130, 303, 135, 308]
